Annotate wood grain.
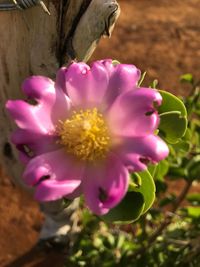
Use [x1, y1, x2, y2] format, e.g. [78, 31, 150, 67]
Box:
[0, 3, 58, 185]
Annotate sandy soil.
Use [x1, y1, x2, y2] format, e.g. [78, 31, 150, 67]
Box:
[1, 0, 200, 266]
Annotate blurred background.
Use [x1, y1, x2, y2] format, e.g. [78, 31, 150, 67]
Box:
[92, 0, 200, 95]
[0, 0, 200, 266]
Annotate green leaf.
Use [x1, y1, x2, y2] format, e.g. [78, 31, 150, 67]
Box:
[187, 193, 200, 205]
[155, 180, 168, 193]
[183, 206, 200, 219]
[158, 90, 187, 117]
[172, 140, 190, 152]
[153, 160, 169, 181]
[157, 90, 188, 143]
[102, 191, 145, 223]
[129, 172, 142, 188]
[159, 111, 187, 144]
[131, 170, 156, 214]
[180, 73, 194, 84]
[168, 166, 187, 179]
[147, 164, 157, 178]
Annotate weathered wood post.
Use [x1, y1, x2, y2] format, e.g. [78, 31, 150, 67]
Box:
[0, 0, 120, 243]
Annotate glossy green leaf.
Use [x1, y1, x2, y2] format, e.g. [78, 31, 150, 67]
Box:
[147, 164, 157, 178]
[131, 170, 156, 214]
[158, 90, 187, 117]
[159, 111, 187, 144]
[102, 191, 145, 223]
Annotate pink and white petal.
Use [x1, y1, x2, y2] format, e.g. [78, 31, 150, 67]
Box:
[102, 62, 141, 107]
[11, 129, 59, 163]
[23, 149, 84, 190]
[6, 94, 71, 138]
[22, 76, 55, 102]
[35, 179, 81, 202]
[65, 185, 82, 200]
[98, 59, 141, 86]
[118, 135, 169, 171]
[83, 153, 129, 215]
[65, 62, 109, 108]
[98, 59, 115, 75]
[120, 153, 148, 172]
[50, 84, 72, 123]
[106, 88, 162, 137]
[6, 100, 54, 133]
[11, 129, 57, 152]
[23, 75, 72, 124]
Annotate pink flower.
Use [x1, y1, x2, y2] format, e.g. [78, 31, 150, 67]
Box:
[6, 60, 169, 215]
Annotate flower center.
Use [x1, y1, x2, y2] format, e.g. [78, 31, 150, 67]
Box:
[57, 108, 111, 162]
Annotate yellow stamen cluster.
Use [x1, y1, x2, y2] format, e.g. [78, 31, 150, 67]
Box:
[57, 108, 110, 162]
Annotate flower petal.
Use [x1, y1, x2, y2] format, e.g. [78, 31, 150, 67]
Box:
[6, 75, 72, 161]
[65, 185, 82, 200]
[23, 149, 84, 201]
[65, 62, 109, 108]
[6, 99, 57, 163]
[6, 100, 54, 133]
[106, 88, 162, 137]
[83, 153, 129, 215]
[22, 75, 71, 123]
[11, 129, 58, 163]
[22, 76, 55, 101]
[35, 179, 81, 202]
[99, 59, 141, 107]
[6, 76, 71, 133]
[118, 135, 169, 172]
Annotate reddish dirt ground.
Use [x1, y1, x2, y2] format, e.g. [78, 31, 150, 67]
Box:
[92, 0, 200, 95]
[1, 0, 200, 266]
